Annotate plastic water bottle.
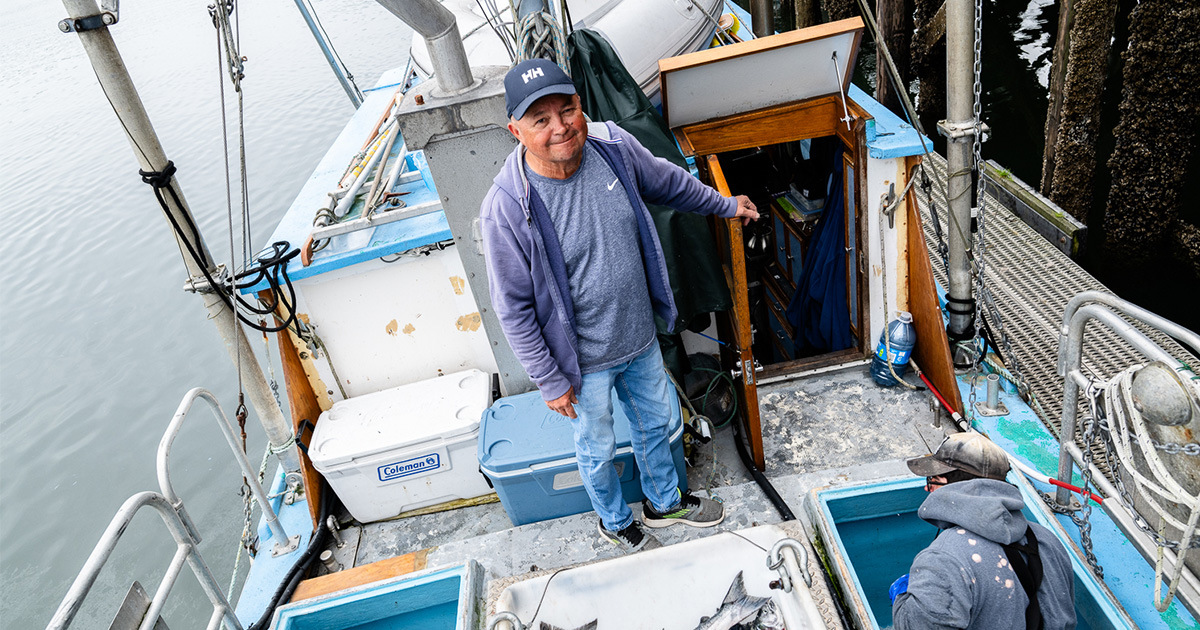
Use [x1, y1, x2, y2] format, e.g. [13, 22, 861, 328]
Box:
[871, 312, 916, 386]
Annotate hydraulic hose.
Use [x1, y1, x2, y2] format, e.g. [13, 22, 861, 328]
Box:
[731, 413, 795, 522]
[729, 406, 858, 629]
[247, 485, 333, 630]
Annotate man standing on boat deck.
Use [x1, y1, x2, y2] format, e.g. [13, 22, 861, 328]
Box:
[891, 432, 1077, 630]
[480, 59, 760, 552]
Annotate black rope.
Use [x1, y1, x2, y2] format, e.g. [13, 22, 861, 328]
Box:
[138, 162, 300, 333]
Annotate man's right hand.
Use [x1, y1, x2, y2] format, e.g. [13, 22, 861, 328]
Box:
[547, 387, 578, 419]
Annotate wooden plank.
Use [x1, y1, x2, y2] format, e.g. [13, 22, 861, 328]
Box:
[707, 156, 750, 353]
[290, 550, 430, 603]
[680, 96, 840, 157]
[708, 154, 764, 468]
[759, 348, 865, 381]
[895, 161, 911, 313]
[659, 17, 865, 74]
[835, 102, 858, 150]
[904, 156, 964, 414]
[266, 290, 326, 530]
[852, 121, 870, 349]
[673, 128, 695, 158]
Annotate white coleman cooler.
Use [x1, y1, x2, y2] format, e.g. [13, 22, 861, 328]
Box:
[307, 369, 494, 523]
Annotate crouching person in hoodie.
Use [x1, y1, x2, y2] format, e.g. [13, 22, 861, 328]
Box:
[480, 59, 760, 552]
[892, 432, 1077, 630]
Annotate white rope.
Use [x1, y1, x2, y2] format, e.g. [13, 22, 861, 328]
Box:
[516, 11, 568, 73]
[1104, 365, 1200, 611]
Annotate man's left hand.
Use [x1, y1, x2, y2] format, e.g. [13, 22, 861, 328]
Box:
[734, 195, 759, 225]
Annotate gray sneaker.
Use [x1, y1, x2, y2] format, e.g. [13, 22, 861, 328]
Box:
[641, 491, 725, 528]
[597, 520, 662, 552]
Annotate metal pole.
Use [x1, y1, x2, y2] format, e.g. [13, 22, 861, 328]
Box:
[291, 0, 362, 108]
[943, 0, 975, 340]
[751, 0, 775, 37]
[60, 0, 301, 477]
[374, 0, 474, 94]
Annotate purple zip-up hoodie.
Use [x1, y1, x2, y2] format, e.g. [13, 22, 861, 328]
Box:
[480, 121, 737, 401]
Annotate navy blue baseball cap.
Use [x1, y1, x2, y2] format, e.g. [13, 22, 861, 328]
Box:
[504, 59, 576, 120]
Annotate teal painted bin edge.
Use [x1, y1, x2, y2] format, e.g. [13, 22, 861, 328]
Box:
[268, 559, 483, 630]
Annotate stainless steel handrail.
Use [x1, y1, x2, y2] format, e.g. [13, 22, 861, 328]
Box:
[158, 388, 293, 551]
[49, 388, 303, 630]
[1055, 296, 1199, 505]
[46, 492, 242, 630]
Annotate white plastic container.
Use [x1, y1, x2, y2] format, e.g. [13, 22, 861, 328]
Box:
[308, 369, 494, 523]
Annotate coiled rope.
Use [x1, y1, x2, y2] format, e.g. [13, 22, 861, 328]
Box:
[1102, 365, 1200, 611]
[516, 10, 568, 73]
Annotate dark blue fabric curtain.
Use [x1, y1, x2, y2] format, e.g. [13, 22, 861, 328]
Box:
[786, 145, 853, 355]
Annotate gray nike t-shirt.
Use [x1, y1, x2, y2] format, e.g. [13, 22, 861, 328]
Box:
[526, 143, 656, 373]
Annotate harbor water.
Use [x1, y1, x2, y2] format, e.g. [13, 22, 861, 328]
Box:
[0, 1, 410, 626]
[0, 0, 1191, 627]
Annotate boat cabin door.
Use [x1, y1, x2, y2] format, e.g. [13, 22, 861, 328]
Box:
[661, 19, 869, 467]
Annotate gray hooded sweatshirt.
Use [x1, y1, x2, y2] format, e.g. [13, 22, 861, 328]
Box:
[893, 479, 1077, 630]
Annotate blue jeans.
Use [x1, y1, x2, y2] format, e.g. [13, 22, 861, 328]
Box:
[572, 344, 680, 531]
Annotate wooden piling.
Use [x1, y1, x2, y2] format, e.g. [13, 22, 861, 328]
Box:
[911, 0, 945, 135]
[875, 0, 912, 115]
[795, 0, 820, 29]
[823, 0, 857, 22]
[1044, 0, 1118, 222]
[1103, 0, 1200, 273]
[1039, 0, 1074, 195]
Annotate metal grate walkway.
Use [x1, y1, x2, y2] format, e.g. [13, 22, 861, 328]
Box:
[913, 153, 1198, 473]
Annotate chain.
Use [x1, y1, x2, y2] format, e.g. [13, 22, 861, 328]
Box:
[1077, 406, 1104, 578]
[1088, 413, 1200, 457]
[1040, 489, 1104, 578]
[1040, 384, 1106, 577]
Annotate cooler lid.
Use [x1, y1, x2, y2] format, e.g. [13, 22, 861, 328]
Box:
[659, 17, 864, 129]
[309, 369, 491, 467]
[477, 388, 681, 473]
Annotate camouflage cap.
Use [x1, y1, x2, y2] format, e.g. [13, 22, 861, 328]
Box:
[906, 432, 1010, 481]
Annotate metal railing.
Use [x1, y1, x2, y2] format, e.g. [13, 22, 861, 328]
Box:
[1054, 290, 1200, 615]
[1055, 291, 1200, 505]
[48, 388, 300, 630]
[46, 492, 242, 630]
[158, 388, 297, 555]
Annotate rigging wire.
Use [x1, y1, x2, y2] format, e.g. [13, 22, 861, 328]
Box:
[299, 0, 364, 103]
[476, 0, 515, 61]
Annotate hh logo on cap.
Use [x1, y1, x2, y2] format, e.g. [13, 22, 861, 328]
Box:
[521, 67, 545, 83]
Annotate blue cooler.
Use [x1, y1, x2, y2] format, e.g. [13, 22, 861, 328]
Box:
[477, 389, 687, 526]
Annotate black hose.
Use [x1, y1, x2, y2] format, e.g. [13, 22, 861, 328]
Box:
[731, 413, 795, 522]
[730, 411, 863, 629]
[247, 485, 333, 630]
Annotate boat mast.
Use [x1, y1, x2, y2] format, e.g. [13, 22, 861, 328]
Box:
[59, 0, 302, 478]
[941, 0, 979, 345]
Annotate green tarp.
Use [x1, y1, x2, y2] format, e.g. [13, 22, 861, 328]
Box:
[568, 29, 731, 375]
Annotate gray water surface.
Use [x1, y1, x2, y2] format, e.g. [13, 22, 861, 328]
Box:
[0, 1, 410, 626]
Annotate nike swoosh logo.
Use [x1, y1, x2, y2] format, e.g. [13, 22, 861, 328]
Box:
[607, 178, 618, 191]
